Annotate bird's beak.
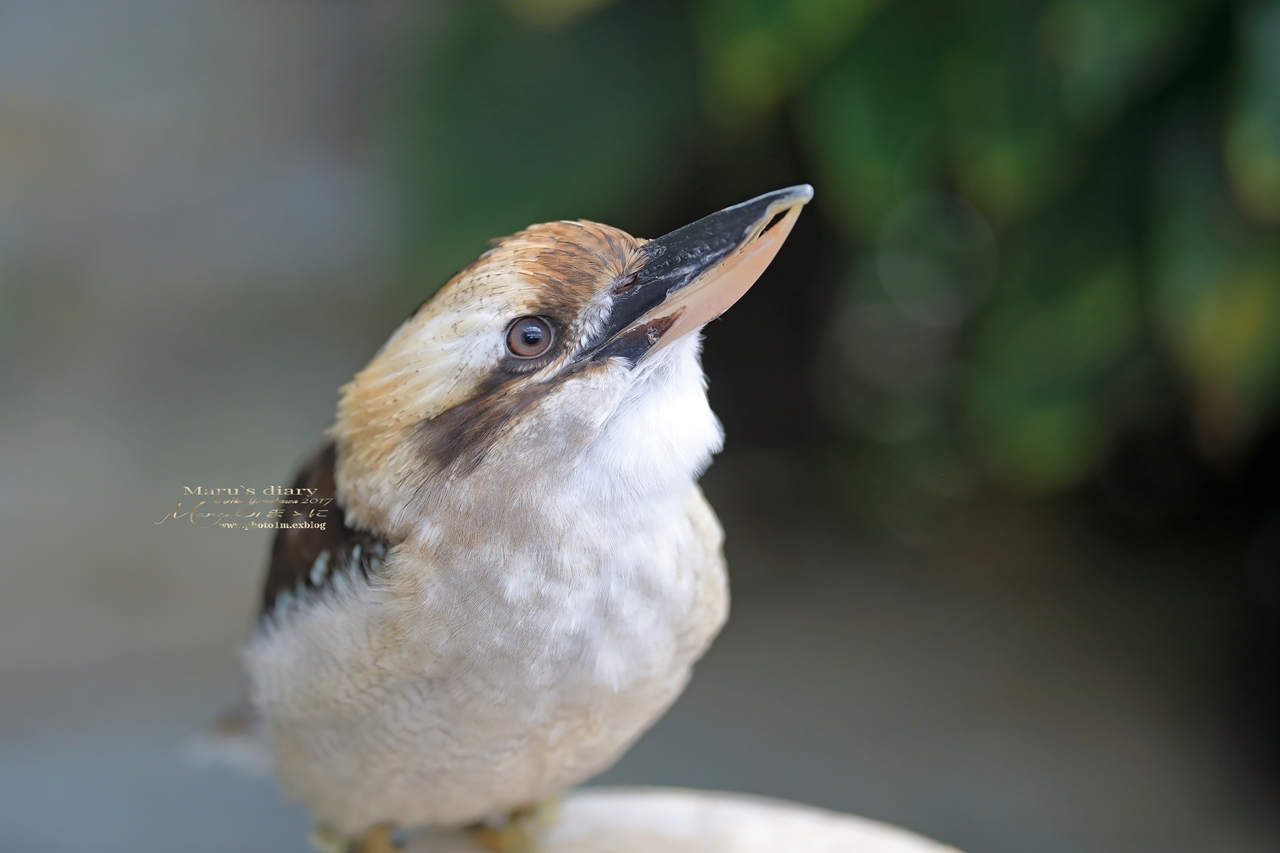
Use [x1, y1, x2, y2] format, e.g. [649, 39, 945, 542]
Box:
[581, 184, 814, 364]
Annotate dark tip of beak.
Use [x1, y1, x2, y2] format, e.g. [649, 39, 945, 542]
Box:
[579, 185, 813, 364]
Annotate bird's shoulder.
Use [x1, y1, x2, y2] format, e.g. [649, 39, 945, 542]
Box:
[258, 442, 393, 620]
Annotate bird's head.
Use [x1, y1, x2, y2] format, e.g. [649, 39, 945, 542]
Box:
[332, 186, 812, 538]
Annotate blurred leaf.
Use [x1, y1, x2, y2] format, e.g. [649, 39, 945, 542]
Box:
[966, 373, 1103, 493]
[798, 12, 945, 235]
[938, 0, 1215, 223]
[696, 0, 894, 125]
[800, 0, 1221, 233]
[499, 0, 620, 28]
[975, 259, 1141, 392]
[937, 2, 1075, 223]
[1040, 0, 1222, 129]
[964, 263, 1140, 494]
[384, 1, 698, 287]
[1181, 262, 1280, 394]
[965, 198, 1142, 493]
[1226, 0, 1280, 222]
[1153, 132, 1280, 454]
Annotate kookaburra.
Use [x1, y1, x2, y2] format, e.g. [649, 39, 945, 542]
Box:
[242, 185, 813, 852]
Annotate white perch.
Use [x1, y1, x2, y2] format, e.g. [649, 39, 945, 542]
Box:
[403, 787, 962, 853]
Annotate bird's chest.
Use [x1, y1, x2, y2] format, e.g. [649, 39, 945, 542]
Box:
[391, 491, 719, 704]
[245, 486, 726, 830]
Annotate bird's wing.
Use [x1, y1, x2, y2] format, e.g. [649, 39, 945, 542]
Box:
[258, 442, 392, 619]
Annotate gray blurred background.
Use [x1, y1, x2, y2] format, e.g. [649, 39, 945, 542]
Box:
[2, 2, 1279, 852]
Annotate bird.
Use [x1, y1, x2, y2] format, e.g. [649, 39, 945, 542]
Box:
[239, 185, 813, 852]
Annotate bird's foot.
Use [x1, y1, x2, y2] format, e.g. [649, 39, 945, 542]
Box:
[470, 801, 557, 853]
[310, 823, 398, 853]
[470, 823, 535, 853]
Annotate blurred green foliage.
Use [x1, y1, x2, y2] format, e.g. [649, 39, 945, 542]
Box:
[385, 1, 698, 281]
[382, 0, 1280, 510]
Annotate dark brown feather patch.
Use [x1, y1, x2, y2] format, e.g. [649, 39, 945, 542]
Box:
[259, 443, 395, 619]
[415, 363, 591, 476]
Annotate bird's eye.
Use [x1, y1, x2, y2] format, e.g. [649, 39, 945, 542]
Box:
[505, 316, 554, 358]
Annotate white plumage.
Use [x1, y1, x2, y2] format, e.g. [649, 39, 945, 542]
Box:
[244, 336, 728, 835]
